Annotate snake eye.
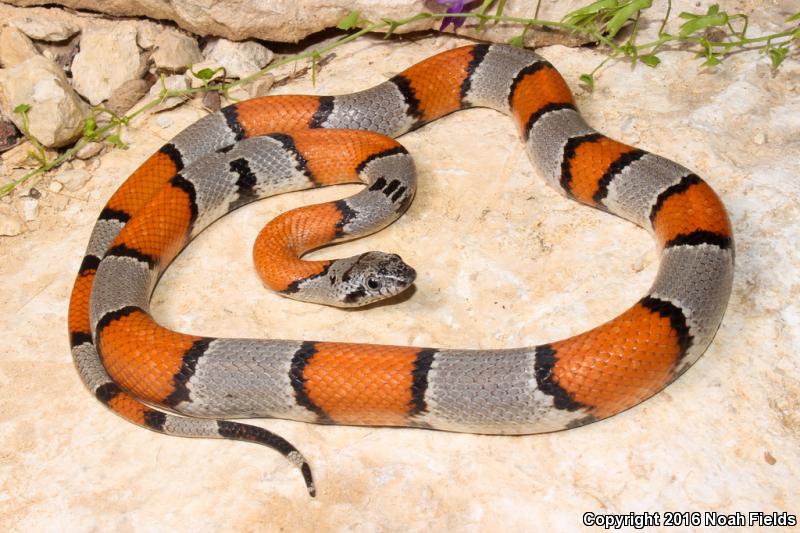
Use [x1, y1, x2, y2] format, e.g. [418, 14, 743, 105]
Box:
[367, 278, 379, 290]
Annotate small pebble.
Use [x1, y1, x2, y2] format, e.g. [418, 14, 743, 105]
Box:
[28, 187, 41, 199]
[48, 180, 63, 193]
[76, 142, 103, 160]
[250, 74, 275, 97]
[202, 90, 221, 112]
[753, 132, 767, 145]
[156, 115, 174, 129]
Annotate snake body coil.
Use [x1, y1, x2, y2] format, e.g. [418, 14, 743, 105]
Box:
[68, 45, 734, 496]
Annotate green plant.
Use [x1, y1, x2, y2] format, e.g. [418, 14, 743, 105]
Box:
[2, 1, 797, 198]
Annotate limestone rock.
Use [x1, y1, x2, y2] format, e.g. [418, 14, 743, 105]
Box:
[57, 168, 90, 191]
[0, 0, 589, 45]
[0, 204, 24, 236]
[0, 56, 87, 148]
[151, 31, 202, 72]
[0, 25, 40, 67]
[10, 16, 80, 42]
[145, 75, 189, 112]
[136, 22, 158, 50]
[71, 25, 144, 105]
[106, 78, 153, 116]
[36, 34, 80, 72]
[203, 38, 273, 80]
[75, 141, 103, 159]
[249, 74, 275, 98]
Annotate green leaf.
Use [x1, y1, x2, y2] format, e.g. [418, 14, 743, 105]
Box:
[194, 68, 216, 81]
[382, 18, 400, 39]
[579, 73, 595, 90]
[83, 116, 97, 139]
[702, 55, 722, 67]
[606, 0, 652, 38]
[786, 11, 800, 23]
[507, 34, 525, 47]
[13, 103, 31, 114]
[563, 0, 619, 21]
[678, 5, 729, 37]
[640, 54, 661, 67]
[620, 42, 637, 57]
[337, 10, 361, 30]
[768, 46, 789, 70]
[106, 134, 128, 149]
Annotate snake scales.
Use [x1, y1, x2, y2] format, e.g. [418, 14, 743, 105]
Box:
[68, 44, 734, 496]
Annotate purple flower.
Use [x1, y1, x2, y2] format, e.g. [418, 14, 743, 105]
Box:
[433, 0, 480, 31]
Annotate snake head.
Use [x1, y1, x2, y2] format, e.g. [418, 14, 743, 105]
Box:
[333, 251, 416, 307]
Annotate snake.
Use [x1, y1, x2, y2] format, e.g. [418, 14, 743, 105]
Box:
[68, 44, 734, 497]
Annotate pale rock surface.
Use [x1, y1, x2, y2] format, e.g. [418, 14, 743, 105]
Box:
[144, 74, 189, 112]
[0, 0, 590, 44]
[0, 25, 40, 67]
[151, 30, 202, 72]
[16, 195, 38, 221]
[56, 168, 90, 191]
[155, 114, 173, 129]
[71, 25, 143, 105]
[10, 15, 80, 42]
[135, 20, 159, 50]
[1, 141, 57, 168]
[1, 4, 799, 531]
[0, 56, 87, 148]
[0, 203, 24, 235]
[203, 38, 274, 80]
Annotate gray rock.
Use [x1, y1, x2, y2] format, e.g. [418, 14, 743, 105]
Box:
[0, 56, 87, 148]
[105, 78, 154, 116]
[71, 25, 144, 105]
[0, 117, 21, 153]
[203, 38, 273, 80]
[0, 25, 40, 67]
[151, 31, 202, 72]
[10, 16, 80, 42]
[36, 33, 80, 71]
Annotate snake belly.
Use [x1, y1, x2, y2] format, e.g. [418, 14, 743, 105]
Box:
[69, 44, 734, 493]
